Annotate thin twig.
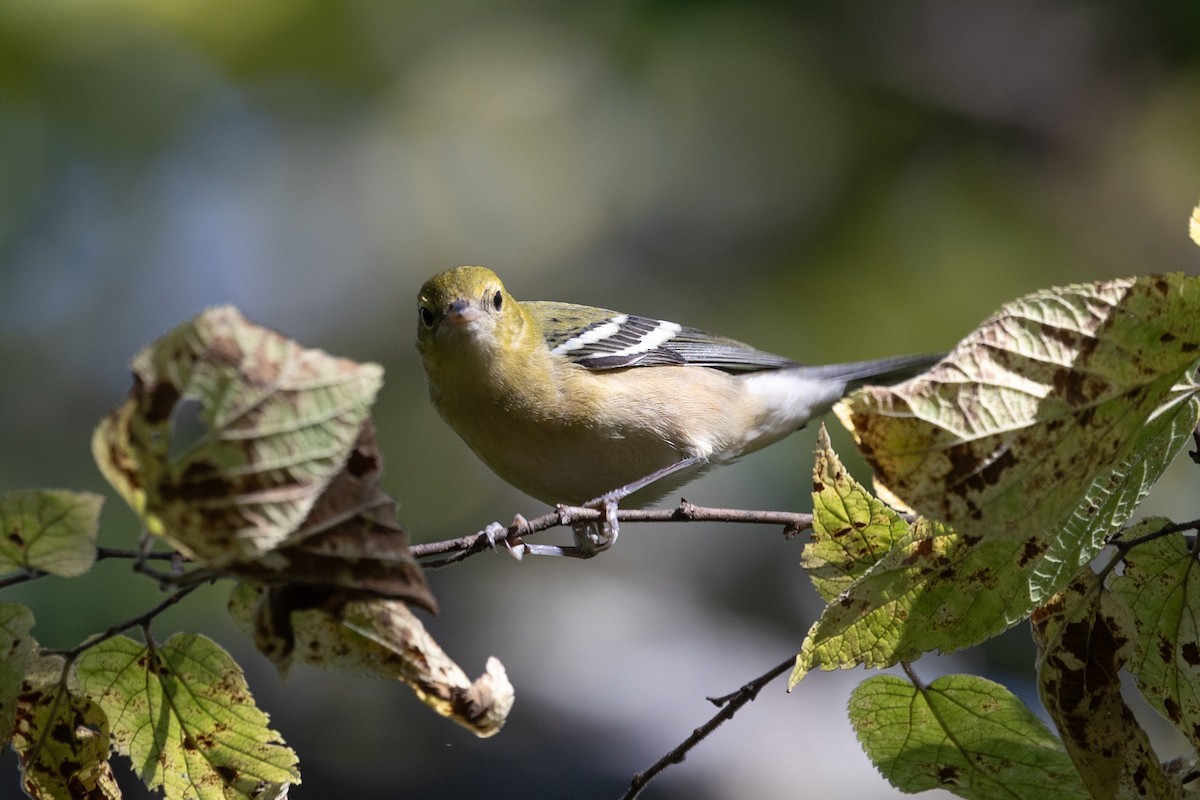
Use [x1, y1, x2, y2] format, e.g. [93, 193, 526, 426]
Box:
[96, 547, 179, 562]
[0, 569, 45, 590]
[411, 499, 814, 566]
[42, 583, 203, 660]
[0, 548, 182, 591]
[621, 655, 795, 800]
[1107, 518, 1200, 552]
[901, 660, 924, 688]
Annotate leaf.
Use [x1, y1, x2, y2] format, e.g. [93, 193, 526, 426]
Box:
[228, 583, 513, 738]
[12, 654, 120, 800]
[1026, 395, 1199, 602]
[792, 518, 1001, 686]
[837, 274, 1200, 538]
[1032, 572, 1175, 799]
[849, 673, 1087, 799]
[229, 421, 436, 612]
[72, 633, 299, 799]
[1110, 520, 1200, 755]
[92, 305, 383, 568]
[790, 399, 1196, 688]
[0, 490, 102, 577]
[803, 425, 911, 602]
[0, 603, 35, 748]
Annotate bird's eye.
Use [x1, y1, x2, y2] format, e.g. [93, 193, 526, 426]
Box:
[419, 306, 435, 327]
[492, 290, 503, 312]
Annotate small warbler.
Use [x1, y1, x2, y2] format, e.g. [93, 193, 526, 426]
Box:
[416, 266, 939, 557]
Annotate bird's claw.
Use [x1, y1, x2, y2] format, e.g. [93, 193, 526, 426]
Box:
[481, 522, 505, 551]
[491, 514, 530, 561]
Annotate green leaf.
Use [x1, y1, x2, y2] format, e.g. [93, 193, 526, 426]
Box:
[803, 425, 911, 602]
[12, 654, 120, 800]
[790, 398, 1197, 687]
[1032, 572, 1175, 799]
[0, 603, 35, 748]
[92, 305, 382, 568]
[1110, 520, 1200, 756]
[72, 633, 299, 799]
[228, 583, 512, 738]
[837, 274, 1200, 539]
[793, 519, 1012, 686]
[1026, 395, 1199, 602]
[849, 673, 1087, 799]
[0, 489, 102, 577]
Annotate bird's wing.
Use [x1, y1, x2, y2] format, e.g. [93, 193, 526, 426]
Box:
[527, 301, 798, 372]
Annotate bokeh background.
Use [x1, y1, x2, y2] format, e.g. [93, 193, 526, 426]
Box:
[3, 1, 1200, 798]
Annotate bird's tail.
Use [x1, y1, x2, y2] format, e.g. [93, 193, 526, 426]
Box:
[794, 352, 943, 391]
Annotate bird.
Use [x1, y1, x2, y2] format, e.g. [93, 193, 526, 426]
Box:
[416, 265, 940, 557]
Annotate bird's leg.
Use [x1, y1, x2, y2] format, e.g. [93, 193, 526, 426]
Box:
[506, 519, 611, 560]
[585, 454, 704, 514]
[509, 456, 705, 559]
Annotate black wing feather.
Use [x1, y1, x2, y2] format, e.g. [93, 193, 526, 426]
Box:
[528, 301, 797, 373]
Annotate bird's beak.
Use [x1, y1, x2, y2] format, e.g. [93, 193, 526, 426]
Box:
[445, 299, 481, 327]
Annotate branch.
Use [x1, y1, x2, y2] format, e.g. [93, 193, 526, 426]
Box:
[1107, 518, 1200, 552]
[0, 548, 180, 590]
[411, 499, 813, 567]
[96, 547, 179, 562]
[42, 583, 202, 661]
[0, 569, 45, 590]
[621, 655, 795, 800]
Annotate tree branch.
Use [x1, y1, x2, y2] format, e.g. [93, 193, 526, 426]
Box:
[411, 499, 813, 567]
[0, 548, 184, 590]
[96, 547, 179, 562]
[621, 655, 795, 800]
[1106, 518, 1200, 552]
[42, 583, 202, 661]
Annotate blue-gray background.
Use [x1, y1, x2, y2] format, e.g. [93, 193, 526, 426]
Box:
[3, 1, 1200, 798]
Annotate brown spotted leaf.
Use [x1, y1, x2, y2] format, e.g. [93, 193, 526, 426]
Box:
[1110, 519, 1200, 756]
[836, 274, 1200, 540]
[0, 603, 35, 749]
[0, 490, 102, 578]
[12, 654, 120, 800]
[228, 583, 513, 738]
[790, 399, 1196, 688]
[72, 633, 298, 799]
[1032, 572, 1175, 799]
[229, 421, 436, 612]
[92, 305, 382, 568]
[803, 425, 911, 602]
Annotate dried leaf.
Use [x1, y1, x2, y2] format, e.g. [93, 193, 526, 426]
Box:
[230, 421, 436, 612]
[0, 603, 35, 748]
[93, 305, 382, 568]
[837, 274, 1200, 539]
[1032, 572, 1175, 799]
[12, 654, 120, 800]
[228, 584, 512, 737]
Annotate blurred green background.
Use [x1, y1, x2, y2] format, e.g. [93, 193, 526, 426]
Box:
[3, 1, 1200, 798]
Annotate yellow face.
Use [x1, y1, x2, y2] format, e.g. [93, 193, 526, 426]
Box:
[416, 266, 512, 356]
